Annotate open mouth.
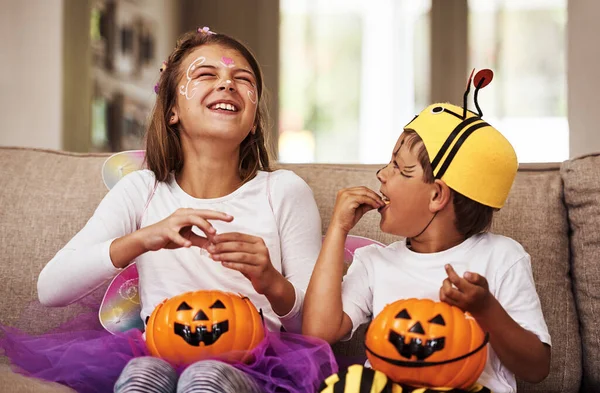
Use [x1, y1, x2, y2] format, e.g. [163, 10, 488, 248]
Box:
[208, 101, 239, 113]
[378, 192, 391, 212]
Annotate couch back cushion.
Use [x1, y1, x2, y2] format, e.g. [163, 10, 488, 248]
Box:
[0, 148, 111, 333]
[284, 163, 581, 393]
[561, 154, 600, 392]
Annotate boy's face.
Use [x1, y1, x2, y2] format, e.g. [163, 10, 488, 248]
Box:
[377, 132, 436, 237]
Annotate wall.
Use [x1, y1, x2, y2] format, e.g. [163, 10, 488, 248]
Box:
[0, 0, 64, 149]
[568, 0, 600, 157]
[0, 0, 177, 152]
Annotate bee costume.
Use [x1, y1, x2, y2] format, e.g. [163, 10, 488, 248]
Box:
[320, 69, 510, 393]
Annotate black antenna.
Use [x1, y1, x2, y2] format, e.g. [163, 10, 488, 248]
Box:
[462, 69, 475, 119]
[471, 69, 494, 118]
[474, 78, 486, 117]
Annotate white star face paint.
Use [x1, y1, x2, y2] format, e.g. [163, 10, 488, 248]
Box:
[179, 56, 206, 100]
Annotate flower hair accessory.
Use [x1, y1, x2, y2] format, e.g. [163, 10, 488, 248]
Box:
[198, 26, 216, 35]
[153, 61, 168, 94]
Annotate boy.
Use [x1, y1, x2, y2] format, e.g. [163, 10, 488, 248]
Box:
[303, 72, 551, 392]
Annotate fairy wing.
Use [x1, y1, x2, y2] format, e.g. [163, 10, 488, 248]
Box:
[99, 150, 146, 334]
[102, 150, 146, 190]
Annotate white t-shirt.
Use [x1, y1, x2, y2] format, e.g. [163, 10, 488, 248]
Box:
[37, 169, 322, 333]
[342, 233, 551, 393]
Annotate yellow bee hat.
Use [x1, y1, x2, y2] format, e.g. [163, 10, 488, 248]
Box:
[405, 69, 517, 209]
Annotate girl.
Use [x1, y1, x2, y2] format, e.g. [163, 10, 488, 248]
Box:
[3, 28, 335, 393]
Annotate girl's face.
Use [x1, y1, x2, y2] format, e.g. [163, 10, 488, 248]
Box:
[171, 44, 258, 144]
[377, 132, 435, 237]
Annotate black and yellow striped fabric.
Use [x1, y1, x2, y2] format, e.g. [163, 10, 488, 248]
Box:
[319, 365, 492, 393]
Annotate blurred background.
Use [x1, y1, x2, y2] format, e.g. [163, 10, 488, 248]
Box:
[0, 0, 597, 164]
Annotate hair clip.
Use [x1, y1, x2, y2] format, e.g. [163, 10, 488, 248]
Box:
[153, 61, 168, 94]
[198, 26, 216, 35]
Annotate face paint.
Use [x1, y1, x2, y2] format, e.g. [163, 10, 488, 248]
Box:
[247, 90, 257, 104]
[179, 56, 206, 100]
[220, 56, 235, 68]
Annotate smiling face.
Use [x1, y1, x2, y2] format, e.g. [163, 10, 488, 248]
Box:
[171, 44, 258, 144]
[376, 132, 436, 237]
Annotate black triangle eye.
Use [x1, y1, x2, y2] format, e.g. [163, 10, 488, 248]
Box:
[428, 314, 446, 326]
[209, 300, 226, 309]
[395, 309, 411, 319]
[177, 301, 193, 311]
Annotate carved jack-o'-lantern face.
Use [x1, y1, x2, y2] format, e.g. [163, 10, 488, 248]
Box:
[173, 298, 230, 346]
[146, 290, 265, 366]
[365, 298, 488, 389]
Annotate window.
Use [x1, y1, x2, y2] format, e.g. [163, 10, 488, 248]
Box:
[279, 0, 568, 163]
[469, 0, 568, 162]
[279, 0, 431, 163]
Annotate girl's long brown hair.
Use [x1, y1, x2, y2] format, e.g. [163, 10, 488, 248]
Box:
[145, 30, 272, 183]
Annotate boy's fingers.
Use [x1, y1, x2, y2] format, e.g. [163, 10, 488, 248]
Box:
[445, 264, 470, 291]
[441, 281, 467, 304]
[349, 189, 385, 206]
[464, 271, 487, 288]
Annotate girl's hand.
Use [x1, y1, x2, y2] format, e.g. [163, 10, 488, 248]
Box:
[139, 208, 233, 252]
[439, 264, 492, 318]
[207, 233, 282, 295]
[330, 187, 385, 234]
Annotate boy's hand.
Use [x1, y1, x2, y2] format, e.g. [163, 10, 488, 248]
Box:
[439, 264, 492, 318]
[330, 187, 385, 234]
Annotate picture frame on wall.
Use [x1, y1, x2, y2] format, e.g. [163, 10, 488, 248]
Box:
[107, 93, 148, 151]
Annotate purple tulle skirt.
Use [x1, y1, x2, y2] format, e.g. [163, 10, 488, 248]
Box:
[0, 307, 337, 393]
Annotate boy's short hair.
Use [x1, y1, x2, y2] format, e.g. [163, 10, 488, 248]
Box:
[403, 130, 494, 238]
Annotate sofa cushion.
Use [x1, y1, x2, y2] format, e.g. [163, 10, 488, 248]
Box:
[493, 163, 581, 393]
[561, 154, 600, 392]
[0, 148, 110, 334]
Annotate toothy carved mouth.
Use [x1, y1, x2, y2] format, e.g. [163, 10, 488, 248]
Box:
[388, 330, 445, 361]
[173, 320, 229, 346]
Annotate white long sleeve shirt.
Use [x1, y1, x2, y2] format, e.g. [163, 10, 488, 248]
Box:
[38, 169, 322, 333]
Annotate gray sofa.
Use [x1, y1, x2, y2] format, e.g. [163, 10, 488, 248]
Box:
[0, 147, 599, 392]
